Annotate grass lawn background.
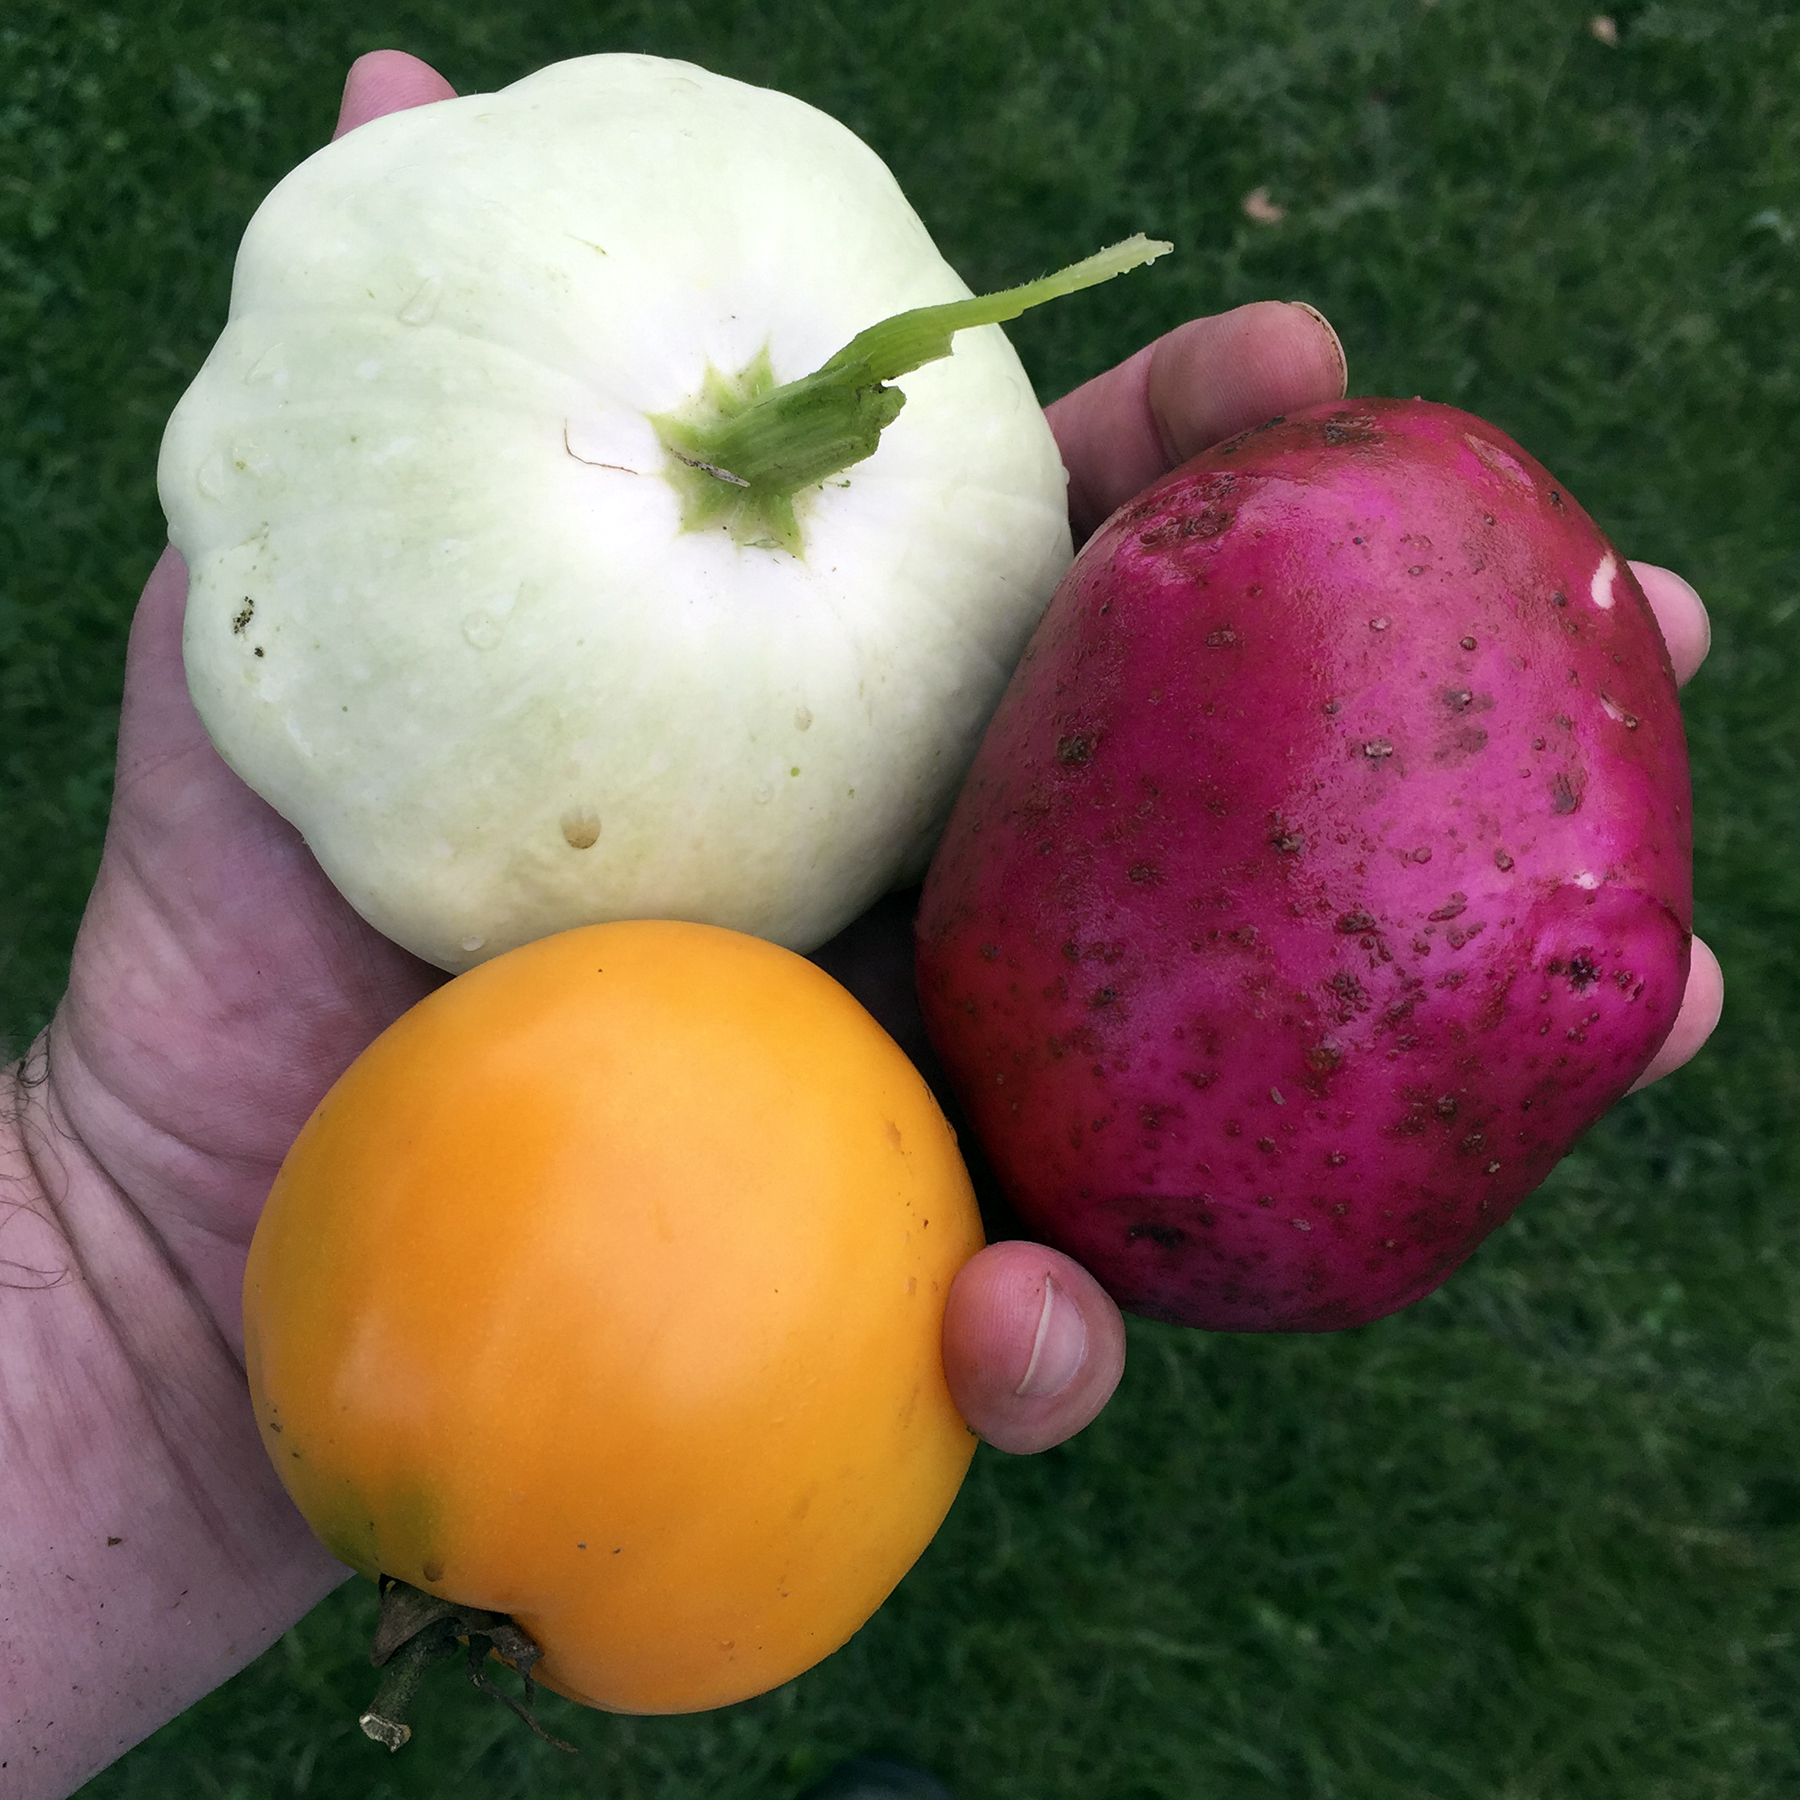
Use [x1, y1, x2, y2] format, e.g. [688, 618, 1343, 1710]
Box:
[4, 0, 1798, 1794]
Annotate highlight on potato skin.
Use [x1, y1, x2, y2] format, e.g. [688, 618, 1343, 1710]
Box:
[917, 398, 1692, 1333]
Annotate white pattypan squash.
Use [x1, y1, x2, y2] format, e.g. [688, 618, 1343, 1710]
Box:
[160, 53, 1161, 971]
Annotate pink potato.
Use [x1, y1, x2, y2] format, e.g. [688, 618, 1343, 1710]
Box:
[915, 398, 1692, 1331]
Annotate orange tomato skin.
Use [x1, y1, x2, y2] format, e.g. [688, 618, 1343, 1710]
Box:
[243, 921, 983, 1714]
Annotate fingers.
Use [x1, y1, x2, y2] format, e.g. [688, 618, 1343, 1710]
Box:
[1048, 300, 1349, 543]
[1630, 562, 1711, 687]
[115, 545, 214, 793]
[942, 1242, 1127, 1454]
[1629, 935, 1724, 1092]
[1619, 564, 1716, 1088]
[333, 49, 457, 140]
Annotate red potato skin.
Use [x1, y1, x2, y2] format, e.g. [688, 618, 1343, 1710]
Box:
[915, 398, 1692, 1332]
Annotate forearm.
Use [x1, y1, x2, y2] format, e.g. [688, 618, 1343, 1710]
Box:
[0, 1043, 346, 1799]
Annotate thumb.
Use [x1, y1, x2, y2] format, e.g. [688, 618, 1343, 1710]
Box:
[943, 1242, 1127, 1454]
[333, 49, 458, 139]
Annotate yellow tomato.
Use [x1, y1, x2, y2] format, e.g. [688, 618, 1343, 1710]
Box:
[244, 920, 983, 1714]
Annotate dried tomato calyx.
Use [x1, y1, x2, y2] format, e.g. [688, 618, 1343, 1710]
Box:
[358, 1574, 576, 1754]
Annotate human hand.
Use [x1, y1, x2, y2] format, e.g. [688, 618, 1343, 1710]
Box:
[1, 83, 1134, 1790]
[9, 85, 1148, 1791]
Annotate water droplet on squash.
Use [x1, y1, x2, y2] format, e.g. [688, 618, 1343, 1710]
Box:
[244, 342, 286, 384]
[461, 610, 506, 650]
[197, 452, 227, 498]
[398, 276, 444, 326]
[561, 807, 601, 850]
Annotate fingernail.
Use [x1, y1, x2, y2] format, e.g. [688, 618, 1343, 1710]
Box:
[1670, 568, 1712, 661]
[1015, 1274, 1088, 1398]
[1287, 301, 1349, 397]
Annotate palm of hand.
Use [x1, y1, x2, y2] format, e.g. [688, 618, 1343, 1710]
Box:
[49, 548, 442, 1348]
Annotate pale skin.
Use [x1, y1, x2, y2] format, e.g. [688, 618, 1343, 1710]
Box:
[0, 50, 1723, 1799]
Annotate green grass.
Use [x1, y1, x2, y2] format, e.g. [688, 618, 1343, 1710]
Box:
[5, 0, 1799, 1793]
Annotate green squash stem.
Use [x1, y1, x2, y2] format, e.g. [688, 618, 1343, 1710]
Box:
[650, 233, 1172, 554]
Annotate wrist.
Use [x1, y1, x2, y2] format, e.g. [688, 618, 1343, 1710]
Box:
[1, 1041, 346, 1799]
